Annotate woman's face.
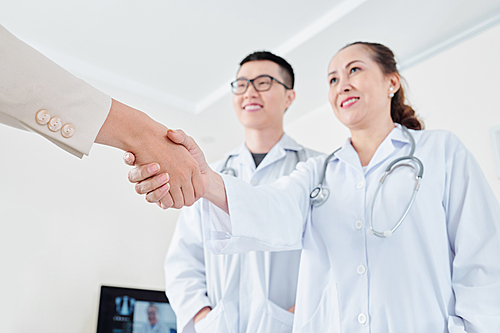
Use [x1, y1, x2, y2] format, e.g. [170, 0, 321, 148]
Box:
[327, 44, 397, 131]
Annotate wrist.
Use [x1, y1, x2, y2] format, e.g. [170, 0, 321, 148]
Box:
[95, 99, 167, 152]
[203, 170, 228, 213]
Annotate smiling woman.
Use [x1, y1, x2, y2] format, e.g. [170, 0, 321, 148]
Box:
[129, 41, 500, 332]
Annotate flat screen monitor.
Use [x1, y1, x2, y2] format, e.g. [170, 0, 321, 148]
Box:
[96, 285, 177, 333]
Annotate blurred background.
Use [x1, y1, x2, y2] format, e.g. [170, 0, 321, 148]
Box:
[1, 0, 499, 332]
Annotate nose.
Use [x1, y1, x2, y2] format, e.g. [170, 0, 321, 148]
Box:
[337, 76, 351, 93]
[243, 81, 259, 98]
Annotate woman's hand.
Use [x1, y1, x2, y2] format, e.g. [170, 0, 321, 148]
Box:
[125, 129, 228, 212]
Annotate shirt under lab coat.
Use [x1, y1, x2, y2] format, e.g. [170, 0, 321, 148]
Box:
[203, 125, 500, 332]
[165, 134, 321, 333]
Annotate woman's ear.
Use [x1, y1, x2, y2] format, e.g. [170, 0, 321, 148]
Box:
[389, 73, 401, 94]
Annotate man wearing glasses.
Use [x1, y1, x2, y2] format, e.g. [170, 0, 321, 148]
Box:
[163, 51, 321, 333]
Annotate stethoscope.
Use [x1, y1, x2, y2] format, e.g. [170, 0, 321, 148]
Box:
[220, 156, 238, 177]
[309, 125, 424, 238]
[220, 150, 305, 177]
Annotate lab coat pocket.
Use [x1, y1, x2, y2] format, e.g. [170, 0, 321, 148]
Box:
[296, 283, 341, 333]
[255, 299, 294, 333]
[194, 301, 232, 333]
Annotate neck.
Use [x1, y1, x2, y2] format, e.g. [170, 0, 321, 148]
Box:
[350, 118, 395, 166]
[244, 126, 284, 154]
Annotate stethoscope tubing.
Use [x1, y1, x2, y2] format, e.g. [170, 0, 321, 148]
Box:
[310, 125, 424, 238]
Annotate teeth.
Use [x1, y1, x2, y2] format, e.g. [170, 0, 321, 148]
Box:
[342, 98, 359, 107]
[244, 105, 262, 111]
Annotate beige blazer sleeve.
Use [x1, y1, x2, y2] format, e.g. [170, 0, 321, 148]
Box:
[0, 25, 112, 158]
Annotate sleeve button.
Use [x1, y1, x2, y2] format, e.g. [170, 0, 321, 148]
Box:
[48, 117, 62, 132]
[61, 123, 75, 138]
[35, 109, 51, 125]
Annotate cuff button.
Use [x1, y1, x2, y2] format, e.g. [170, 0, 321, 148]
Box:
[36, 109, 51, 125]
[48, 117, 62, 132]
[61, 123, 75, 138]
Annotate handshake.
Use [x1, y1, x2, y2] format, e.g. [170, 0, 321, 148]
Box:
[124, 129, 227, 212]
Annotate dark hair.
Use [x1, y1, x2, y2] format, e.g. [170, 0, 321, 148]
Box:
[239, 51, 295, 89]
[341, 42, 423, 130]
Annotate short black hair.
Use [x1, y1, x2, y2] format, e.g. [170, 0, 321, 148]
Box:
[239, 51, 295, 89]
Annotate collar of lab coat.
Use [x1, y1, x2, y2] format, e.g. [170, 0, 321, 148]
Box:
[332, 123, 412, 175]
[224, 133, 304, 171]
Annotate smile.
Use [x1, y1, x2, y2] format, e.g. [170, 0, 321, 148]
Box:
[243, 104, 263, 111]
[341, 97, 359, 108]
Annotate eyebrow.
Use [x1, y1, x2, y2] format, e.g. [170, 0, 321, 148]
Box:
[236, 74, 271, 80]
[328, 60, 365, 76]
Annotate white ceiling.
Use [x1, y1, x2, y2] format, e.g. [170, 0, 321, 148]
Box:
[1, 0, 500, 161]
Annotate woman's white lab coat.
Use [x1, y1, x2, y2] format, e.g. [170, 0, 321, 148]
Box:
[203, 125, 500, 332]
[165, 134, 321, 333]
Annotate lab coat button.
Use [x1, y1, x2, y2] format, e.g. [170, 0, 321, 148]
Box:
[356, 264, 366, 275]
[251, 179, 258, 185]
[48, 117, 62, 132]
[358, 313, 367, 324]
[35, 109, 51, 125]
[355, 220, 363, 230]
[357, 181, 365, 189]
[61, 123, 75, 138]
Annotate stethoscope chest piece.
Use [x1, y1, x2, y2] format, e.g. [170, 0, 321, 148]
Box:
[310, 186, 330, 207]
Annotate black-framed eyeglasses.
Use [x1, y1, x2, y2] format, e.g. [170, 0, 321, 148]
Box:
[230, 75, 291, 95]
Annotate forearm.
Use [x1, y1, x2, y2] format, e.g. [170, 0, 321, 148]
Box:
[95, 99, 166, 152]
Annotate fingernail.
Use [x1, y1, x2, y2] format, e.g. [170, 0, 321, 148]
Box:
[160, 183, 170, 192]
[157, 173, 168, 183]
[148, 163, 160, 173]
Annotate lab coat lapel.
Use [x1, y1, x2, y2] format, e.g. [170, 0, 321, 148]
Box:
[365, 125, 411, 175]
[334, 125, 411, 175]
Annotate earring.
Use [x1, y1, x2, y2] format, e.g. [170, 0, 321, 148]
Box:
[389, 87, 394, 98]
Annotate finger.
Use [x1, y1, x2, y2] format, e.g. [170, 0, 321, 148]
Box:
[145, 183, 170, 203]
[123, 152, 136, 166]
[181, 181, 195, 207]
[168, 183, 185, 209]
[159, 193, 174, 210]
[135, 173, 169, 195]
[128, 163, 160, 183]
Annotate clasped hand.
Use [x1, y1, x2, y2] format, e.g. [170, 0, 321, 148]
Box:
[125, 129, 211, 209]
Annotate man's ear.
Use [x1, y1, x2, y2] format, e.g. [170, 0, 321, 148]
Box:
[285, 89, 296, 110]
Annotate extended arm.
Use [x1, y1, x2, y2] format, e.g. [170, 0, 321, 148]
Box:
[126, 129, 315, 253]
[0, 25, 204, 206]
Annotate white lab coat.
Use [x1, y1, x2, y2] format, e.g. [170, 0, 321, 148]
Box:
[203, 125, 500, 332]
[165, 134, 322, 333]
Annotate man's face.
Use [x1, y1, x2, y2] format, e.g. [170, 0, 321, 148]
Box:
[147, 306, 158, 325]
[233, 60, 295, 131]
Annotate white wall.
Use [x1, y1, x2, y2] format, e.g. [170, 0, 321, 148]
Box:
[286, 23, 500, 201]
[1, 22, 499, 333]
[0, 131, 181, 332]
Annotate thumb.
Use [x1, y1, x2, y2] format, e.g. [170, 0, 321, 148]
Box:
[167, 129, 198, 152]
[168, 129, 208, 172]
[167, 129, 187, 145]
